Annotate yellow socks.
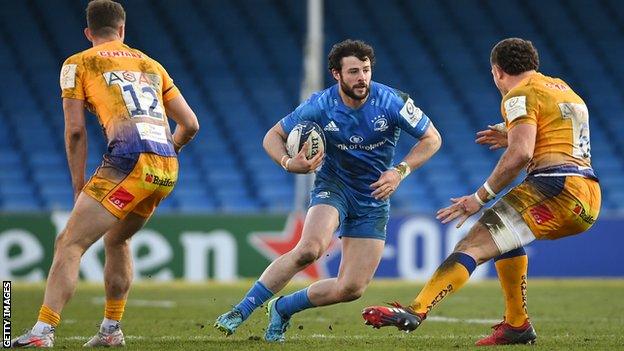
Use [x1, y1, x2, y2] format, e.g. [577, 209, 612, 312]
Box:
[494, 247, 529, 327]
[37, 305, 60, 327]
[104, 299, 127, 321]
[410, 252, 476, 314]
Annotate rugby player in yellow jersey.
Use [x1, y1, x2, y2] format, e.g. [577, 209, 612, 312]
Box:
[363, 38, 601, 346]
[12, 0, 199, 348]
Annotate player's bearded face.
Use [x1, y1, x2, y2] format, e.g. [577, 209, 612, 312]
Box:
[340, 77, 369, 101]
[337, 57, 372, 101]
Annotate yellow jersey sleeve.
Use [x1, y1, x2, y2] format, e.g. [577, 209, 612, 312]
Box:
[502, 85, 539, 130]
[60, 54, 85, 100]
[156, 61, 180, 102]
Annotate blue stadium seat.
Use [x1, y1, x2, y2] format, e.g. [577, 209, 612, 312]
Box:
[1, 0, 623, 213]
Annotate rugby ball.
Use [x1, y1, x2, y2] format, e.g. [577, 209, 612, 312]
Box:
[286, 121, 325, 159]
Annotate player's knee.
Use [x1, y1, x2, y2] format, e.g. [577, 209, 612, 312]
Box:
[104, 234, 129, 249]
[453, 237, 473, 252]
[337, 282, 366, 302]
[293, 248, 320, 267]
[292, 242, 324, 267]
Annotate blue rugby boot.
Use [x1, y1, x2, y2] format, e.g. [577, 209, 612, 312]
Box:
[264, 297, 291, 342]
[214, 308, 243, 336]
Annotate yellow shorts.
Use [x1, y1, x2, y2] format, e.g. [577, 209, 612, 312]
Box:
[480, 174, 601, 246]
[83, 153, 178, 219]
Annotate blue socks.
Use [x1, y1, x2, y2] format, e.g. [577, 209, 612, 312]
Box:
[235, 280, 274, 320]
[234, 282, 316, 320]
[275, 288, 314, 318]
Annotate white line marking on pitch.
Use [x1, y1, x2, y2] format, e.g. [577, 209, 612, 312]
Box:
[59, 333, 621, 342]
[90, 297, 177, 308]
[427, 316, 500, 324]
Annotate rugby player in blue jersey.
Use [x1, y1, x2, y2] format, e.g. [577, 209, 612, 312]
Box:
[214, 39, 441, 342]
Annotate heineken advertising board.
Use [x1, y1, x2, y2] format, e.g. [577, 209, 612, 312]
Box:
[0, 213, 621, 281]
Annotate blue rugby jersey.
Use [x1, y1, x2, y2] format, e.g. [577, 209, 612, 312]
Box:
[280, 81, 431, 208]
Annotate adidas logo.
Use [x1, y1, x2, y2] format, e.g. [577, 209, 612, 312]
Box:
[324, 121, 339, 132]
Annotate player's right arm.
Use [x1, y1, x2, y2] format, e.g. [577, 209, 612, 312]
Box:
[155, 61, 199, 153]
[63, 98, 88, 200]
[60, 55, 88, 200]
[164, 94, 199, 153]
[263, 95, 324, 173]
[263, 122, 323, 174]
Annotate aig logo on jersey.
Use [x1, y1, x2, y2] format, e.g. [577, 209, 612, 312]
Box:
[400, 97, 423, 127]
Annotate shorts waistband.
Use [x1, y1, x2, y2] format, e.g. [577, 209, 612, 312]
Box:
[528, 165, 598, 181]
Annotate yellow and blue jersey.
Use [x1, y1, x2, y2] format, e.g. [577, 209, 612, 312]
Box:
[60, 40, 180, 157]
[501, 72, 593, 176]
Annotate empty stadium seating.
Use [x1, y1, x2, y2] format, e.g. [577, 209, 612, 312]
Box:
[0, 0, 622, 213]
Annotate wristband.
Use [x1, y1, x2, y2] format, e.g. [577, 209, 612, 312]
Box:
[393, 162, 411, 180]
[280, 155, 291, 171]
[483, 181, 497, 200]
[473, 192, 486, 206]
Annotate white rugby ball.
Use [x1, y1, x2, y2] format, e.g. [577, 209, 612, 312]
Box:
[286, 121, 325, 159]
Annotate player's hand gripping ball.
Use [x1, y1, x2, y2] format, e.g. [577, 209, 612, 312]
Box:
[286, 121, 325, 159]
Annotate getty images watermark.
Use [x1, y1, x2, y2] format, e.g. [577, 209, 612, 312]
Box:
[3, 281, 10, 348]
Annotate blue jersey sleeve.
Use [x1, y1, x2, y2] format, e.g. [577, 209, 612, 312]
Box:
[388, 89, 430, 139]
[280, 93, 323, 134]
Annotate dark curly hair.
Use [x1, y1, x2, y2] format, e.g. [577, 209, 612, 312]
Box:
[86, 0, 126, 38]
[328, 39, 375, 72]
[490, 38, 539, 75]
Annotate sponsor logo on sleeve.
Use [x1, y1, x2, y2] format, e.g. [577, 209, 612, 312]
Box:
[60, 64, 77, 89]
[504, 96, 528, 122]
[316, 191, 331, 199]
[399, 98, 423, 128]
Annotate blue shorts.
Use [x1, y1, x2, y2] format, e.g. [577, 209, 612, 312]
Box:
[309, 182, 389, 241]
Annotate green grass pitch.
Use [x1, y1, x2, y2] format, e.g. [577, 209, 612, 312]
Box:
[9, 280, 624, 350]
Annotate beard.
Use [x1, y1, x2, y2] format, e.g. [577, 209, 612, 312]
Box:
[340, 80, 369, 101]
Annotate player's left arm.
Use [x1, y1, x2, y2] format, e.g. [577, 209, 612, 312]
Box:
[437, 123, 536, 227]
[371, 123, 442, 201]
[400, 123, 442, 171]
[63, 98, 88, 201]
[479, 123, 535, 198]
